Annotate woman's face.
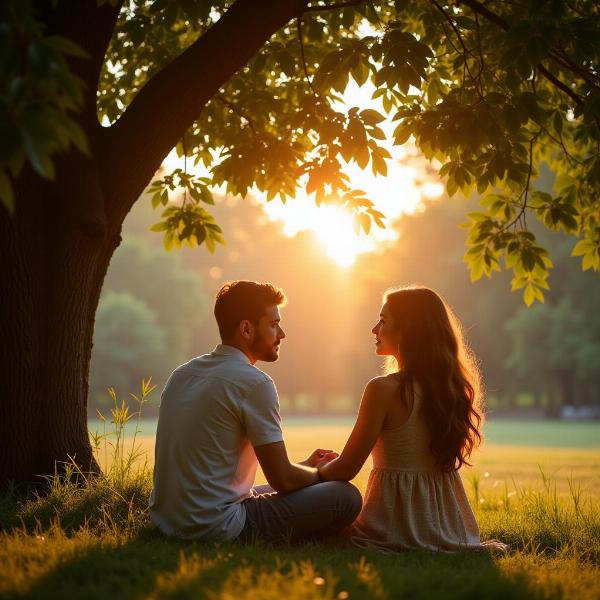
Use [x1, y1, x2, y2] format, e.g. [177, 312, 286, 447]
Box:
[372, 302, 401, 357]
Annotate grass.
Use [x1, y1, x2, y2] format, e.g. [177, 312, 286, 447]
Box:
[96, 431, 600, 496]
[86, 416, 600, 449]
[1, 385, 599, 599]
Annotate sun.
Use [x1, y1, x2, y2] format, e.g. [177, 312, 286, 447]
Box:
[314, 206, 368, 268]
[257, 80, 443, 268]
[259, 156, 441, 268]
[261, 200, 376, 268]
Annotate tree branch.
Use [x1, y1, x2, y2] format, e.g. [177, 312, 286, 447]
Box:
[215, 93, 259, 136]
[538, 65, 583, 106]
[429, 0, 483, 96]
[102, 0, 305, 222]
[297, 17, 319, 98]
[457, 0, 585, 106]
[303, 0, 366, 13]
[503, 133, 539, 232]
[550, 46, 600, 89]
[457, 0, 509, 31]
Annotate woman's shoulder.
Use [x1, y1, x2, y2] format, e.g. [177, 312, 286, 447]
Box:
[366, 373, 422, 403]
[365, 374, 402, 396]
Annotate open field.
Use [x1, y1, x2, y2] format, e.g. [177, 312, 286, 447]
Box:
[1, 421, 599, 599]
[89, 419, 600, 497]
[87, 417, 600, 448]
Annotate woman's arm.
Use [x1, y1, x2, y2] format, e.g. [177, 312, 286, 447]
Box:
[318, 378, 391, 482]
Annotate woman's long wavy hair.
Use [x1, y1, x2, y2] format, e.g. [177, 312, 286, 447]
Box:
[384, 286, 483, 471]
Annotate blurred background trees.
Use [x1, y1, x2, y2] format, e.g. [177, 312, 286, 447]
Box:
[90, 237, 209, 407]
[90, 178, 600, 418]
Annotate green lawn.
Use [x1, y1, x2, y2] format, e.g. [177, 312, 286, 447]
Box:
[91, 421, 600, 496]
[86, 417, 600, 448]
[482, 419, 600, 448]
[1, 422, 599, 599]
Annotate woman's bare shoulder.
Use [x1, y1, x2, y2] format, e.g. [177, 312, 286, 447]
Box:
[365, 374, 401, 396]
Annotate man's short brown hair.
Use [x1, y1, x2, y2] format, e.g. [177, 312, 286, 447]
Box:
[214, 281, 286, 340]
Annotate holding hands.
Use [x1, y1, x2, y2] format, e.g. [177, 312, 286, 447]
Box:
[302, 448, 339, 468]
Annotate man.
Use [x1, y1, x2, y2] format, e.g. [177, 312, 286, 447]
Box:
[149, 280, 362, 542]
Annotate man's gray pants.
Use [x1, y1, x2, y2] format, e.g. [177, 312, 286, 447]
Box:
[238, 481, 362, 543]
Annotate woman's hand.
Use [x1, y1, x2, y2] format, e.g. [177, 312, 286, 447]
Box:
[300, 448, 339, 467]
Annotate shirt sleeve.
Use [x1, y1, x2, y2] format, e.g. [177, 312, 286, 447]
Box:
[242, 379, 284, 447]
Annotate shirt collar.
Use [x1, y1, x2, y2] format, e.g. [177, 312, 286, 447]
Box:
[212, 343, 252, 364]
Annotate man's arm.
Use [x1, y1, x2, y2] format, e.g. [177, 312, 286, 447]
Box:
[245, 380, 336, 492]
[254, 441, 320, 493]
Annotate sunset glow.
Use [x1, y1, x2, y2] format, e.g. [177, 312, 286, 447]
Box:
[258, 158, 432, 267]
[257, 79, 444, 267]
[160, 80, 443, 268]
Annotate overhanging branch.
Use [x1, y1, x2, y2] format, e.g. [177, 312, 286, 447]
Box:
[303, 0, 366, 13]
[457, 0, 507, 30]
[215, 93, 258, 136]
[538, 65, 583, 106]
[102, 0, 305, 222]
[297, 17, 319, 98]
[457, 0, 586, 106]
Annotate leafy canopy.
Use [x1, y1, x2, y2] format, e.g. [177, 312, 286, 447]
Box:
[1, 0, 599, 304]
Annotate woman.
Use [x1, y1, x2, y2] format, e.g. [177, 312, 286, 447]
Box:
[318, 286, 507, 552]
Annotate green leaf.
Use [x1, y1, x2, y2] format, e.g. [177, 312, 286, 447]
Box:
[392, 122, 412, 145]
[53, 112, 90, 155]
[22, 133, 55, 180]
[360, 109, 385, 125]
[446, 177, 458, 198]
[572, 239, 594, 257]
[355, 212, 371, 235]
[150, 221, 168, 232]
[469, 258, 485, 282]
[523, 283, 536, 307]
[581, 251, 599, 271]
[205, 235, 215, 254]
[371, 153, 387, 176]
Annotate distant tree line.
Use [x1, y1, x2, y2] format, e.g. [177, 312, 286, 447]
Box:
[89, 238, 209, 413]
[90, 182, 599, 418]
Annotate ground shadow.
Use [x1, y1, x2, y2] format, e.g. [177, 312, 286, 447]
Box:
[6, 532, 545, 600]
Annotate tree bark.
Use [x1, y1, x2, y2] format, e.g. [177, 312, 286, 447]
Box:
[0, 160, 121, 488]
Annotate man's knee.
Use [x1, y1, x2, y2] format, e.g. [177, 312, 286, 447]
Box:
[341, 481, 363, 519]
[322, 481, 362, 519]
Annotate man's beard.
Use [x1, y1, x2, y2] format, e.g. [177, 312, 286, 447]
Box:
[250, 329, 279, 362]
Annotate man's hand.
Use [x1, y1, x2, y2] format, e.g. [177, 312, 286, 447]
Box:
[316, 452, 339, 469]
[300, 448, 339, 467]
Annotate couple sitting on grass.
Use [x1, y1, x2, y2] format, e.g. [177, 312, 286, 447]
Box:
[149, 280, 507, 553]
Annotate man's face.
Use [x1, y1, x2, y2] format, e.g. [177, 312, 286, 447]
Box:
[250, 305, 286, 362]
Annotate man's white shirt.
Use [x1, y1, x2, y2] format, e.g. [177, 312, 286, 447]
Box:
[149, 344, 283, 541]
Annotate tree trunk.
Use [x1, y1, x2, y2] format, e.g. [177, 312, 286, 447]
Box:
[0, 0, 305, 489]
[0, 164, 119, 489]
